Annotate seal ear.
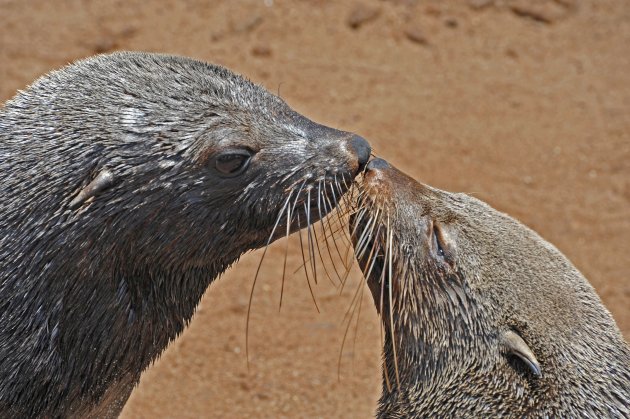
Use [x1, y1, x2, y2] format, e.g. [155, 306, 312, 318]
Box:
[501, 330, 542, 378]
[69, 169, 115, 210]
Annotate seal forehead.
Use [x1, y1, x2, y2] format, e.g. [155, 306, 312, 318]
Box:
[74, 52, 281, 113]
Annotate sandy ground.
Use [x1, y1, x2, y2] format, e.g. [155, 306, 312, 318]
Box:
[1, 0, 629, 417]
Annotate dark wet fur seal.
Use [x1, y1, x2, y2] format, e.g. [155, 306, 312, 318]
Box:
[352, 158, 629, 417]
[0, 51, 370, 417]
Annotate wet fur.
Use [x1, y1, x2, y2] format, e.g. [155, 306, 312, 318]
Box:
[353, 161, 630, 417]
[0, 52, 364, 417]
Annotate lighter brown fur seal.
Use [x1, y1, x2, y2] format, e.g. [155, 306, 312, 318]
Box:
[352, 158, 629, 417]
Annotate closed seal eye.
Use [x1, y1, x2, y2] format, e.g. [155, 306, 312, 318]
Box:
[430, 221, 454, 267]
[433, 224, 445, 259]
[214, 149, 253, 177]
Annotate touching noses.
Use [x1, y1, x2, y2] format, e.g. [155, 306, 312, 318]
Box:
[365, 157, 390, 172]
[348, 134, 371, 172]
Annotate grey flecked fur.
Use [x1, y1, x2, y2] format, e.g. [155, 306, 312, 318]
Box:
[0, 51, 365, 417]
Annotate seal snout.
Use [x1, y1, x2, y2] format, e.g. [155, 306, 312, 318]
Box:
[348, 134, 371, 171]
[363, 158, 393, 186]
[365, 158, 390, 171]
[360, 157, 397, 205]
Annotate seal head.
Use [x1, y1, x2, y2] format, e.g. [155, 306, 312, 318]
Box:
[0, 52, 370, 417]
[352, 158, 629, 417]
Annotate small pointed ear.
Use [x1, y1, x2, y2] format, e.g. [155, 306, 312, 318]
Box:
[501, 330, 542, 378]
[69, 169, 115, 210]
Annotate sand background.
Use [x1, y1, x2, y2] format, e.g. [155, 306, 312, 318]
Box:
[1, 0, 628, 417]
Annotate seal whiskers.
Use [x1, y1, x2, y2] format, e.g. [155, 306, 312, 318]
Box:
[279, 198, 292, 311]
[337, 274, 366, 380]
[247, 171, 361, 365]
[246, 190, 294, 367]
[386, 217, 402, 389]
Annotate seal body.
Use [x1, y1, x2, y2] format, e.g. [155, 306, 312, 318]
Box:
[0, 52, 370, 417]
[352, 158, 629, 417]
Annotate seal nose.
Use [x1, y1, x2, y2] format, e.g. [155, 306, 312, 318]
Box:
[366, 158, 390, 171]
[348, 134, 371, 171]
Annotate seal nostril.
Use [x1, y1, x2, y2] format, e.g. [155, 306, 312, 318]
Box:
[366, 158, 390, 171]
[349, 134, 371, 170]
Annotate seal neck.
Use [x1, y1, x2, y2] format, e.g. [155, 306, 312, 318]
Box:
[377, 269, 491, 401]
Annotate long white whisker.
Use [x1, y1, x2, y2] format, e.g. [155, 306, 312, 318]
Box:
[246, 190, 294, 369]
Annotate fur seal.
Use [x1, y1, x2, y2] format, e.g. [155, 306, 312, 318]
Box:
[0, 51, 370, 417]
[352, 158, 629, 417]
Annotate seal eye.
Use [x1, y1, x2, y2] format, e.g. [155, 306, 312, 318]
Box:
[215, 150, 252, 177]
[431, 223, 455, 267]
[433, 225, 445, 259]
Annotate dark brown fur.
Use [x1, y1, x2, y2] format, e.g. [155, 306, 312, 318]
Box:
[352, 158, 629, 417]
[0, 52, 370, 417]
